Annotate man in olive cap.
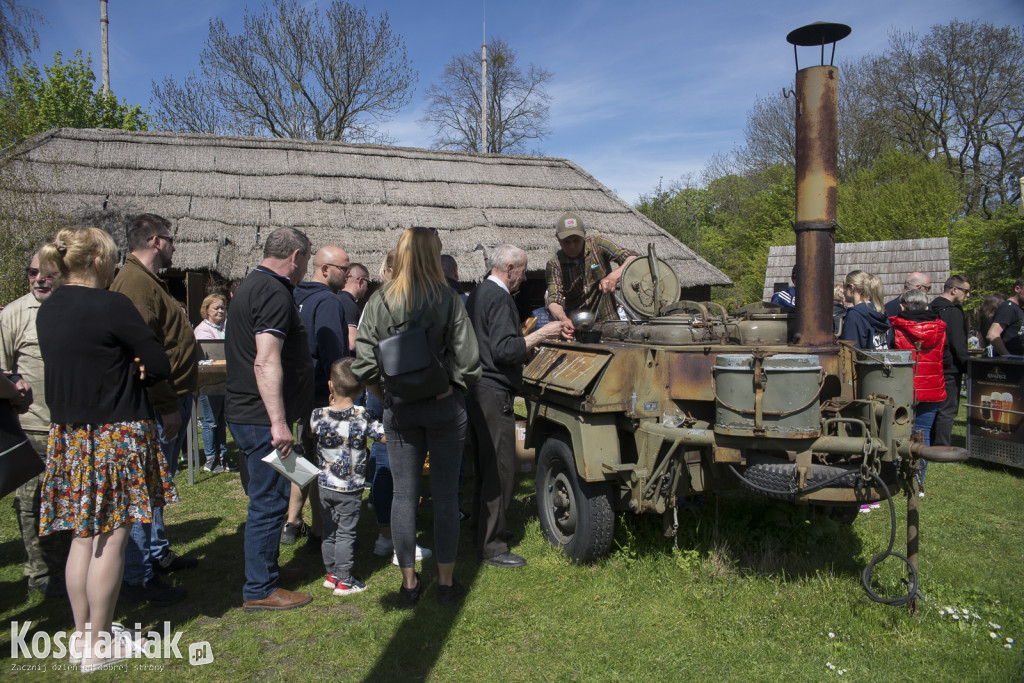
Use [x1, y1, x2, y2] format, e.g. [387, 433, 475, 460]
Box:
[545, 213, 637, 338]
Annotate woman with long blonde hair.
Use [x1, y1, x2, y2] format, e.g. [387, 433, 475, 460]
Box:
[839, 270, 890, 350]
[352, 227, 480, 608]
[36, 227, 175, 671]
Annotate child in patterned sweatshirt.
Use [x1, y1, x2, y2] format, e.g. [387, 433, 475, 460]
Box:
[311, 357, 385, 596]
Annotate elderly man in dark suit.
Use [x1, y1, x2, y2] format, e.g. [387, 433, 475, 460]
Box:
[465, 245, 561, 568]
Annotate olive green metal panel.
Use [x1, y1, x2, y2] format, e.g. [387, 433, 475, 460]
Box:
[588, 347, 670, 417]
[530, 402, 621, 481]
[524, 344, 611, 397]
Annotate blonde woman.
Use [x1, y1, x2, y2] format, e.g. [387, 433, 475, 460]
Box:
[36, 228, 175, 671]
[194, 293, 232, 471]
[839, 270, 890, 350]
[352, 228, 480, 608]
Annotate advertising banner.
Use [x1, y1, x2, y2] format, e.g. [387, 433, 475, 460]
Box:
[967, 356, 1024, 469]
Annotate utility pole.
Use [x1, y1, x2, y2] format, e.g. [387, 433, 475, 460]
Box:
[480, 12, 487, 154]
[100, 0, 109, 94]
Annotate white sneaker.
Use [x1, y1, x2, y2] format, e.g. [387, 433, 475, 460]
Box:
[392, 545, 432, 566]
[373, 535, 394, 556]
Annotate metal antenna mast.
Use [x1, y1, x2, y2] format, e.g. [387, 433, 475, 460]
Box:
[480, 2, 487, 154]
[100, 0, 110, 94]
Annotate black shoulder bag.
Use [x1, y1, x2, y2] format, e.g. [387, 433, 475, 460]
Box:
[375, 297, 451, 405]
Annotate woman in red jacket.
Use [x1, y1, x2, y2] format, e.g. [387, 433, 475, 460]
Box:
[889, 288, 946, 494]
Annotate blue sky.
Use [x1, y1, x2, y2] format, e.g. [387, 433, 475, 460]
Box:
[22, 0, 1024, 204]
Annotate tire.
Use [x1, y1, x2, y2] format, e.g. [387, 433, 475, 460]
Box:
[735, 455, 898, 502]
[535, 434, 614, 563]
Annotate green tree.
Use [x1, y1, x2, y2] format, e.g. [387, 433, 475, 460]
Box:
[836, 149, 963, 243]
[0, 50, 149, 148]
[950, 204, 1024, 300]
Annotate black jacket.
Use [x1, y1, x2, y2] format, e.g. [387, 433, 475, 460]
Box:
[930, 296, 969, 374]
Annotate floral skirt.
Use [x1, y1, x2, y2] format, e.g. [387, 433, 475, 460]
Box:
[38, 420, 179, 538]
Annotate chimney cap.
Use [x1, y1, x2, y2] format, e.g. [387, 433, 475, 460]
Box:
[786, 22, 851, 47]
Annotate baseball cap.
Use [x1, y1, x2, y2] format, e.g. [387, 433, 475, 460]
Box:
[555, 213, 585, 239]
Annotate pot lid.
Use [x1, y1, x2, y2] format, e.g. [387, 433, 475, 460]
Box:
[617, 251, 680, 318]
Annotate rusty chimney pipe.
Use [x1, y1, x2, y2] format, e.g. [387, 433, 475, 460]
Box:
[787, 22, 850, 346]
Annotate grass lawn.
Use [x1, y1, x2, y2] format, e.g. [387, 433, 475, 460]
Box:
[1, 408, 1022, 681]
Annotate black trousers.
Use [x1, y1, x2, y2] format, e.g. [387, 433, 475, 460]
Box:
[932, 372, 962, 447]
[468, 384, 515, 560]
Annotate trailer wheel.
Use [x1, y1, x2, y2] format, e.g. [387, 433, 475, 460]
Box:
[536, 434, 614, 563]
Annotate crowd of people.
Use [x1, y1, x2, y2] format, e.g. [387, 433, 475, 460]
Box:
[0, 212, 626, 670]
[825, 269, 1022, 507]
[4, 208, 1020, 670]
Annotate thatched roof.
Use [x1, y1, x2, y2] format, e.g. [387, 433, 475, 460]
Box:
[1, 128, 731, 286]
[764, 238, 951, 301]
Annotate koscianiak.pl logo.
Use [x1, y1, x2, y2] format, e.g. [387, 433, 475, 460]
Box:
[9, 621, 214, 670]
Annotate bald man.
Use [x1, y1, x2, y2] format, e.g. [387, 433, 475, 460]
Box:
[884, 271, 932, 319]
[285, 245, 352, 550]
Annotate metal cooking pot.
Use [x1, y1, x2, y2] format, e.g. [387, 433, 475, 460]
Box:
[569, 309, 596, 331]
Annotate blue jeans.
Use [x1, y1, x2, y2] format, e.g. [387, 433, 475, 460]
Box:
[227, 422, 291, 601]
[200, 395, 228, 464]
[123, 395, 191, 585]
[914, 400, 941, 486]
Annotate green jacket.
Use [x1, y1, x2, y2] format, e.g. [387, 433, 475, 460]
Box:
[352, 285, 481, 393]
[109, 254, 199, 414]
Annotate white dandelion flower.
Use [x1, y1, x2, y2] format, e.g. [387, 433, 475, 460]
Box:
[990, 632, 998, 639]
[829, 632, 836, 639]
[953, 614, 960, 620]
[1007, 638, 1015, 644]
[989, 623, 1001, 630]
[827, 662, 836, 670]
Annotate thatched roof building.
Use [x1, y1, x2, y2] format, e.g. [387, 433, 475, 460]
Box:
[763, 238, 951, 301]
[2, 128, 730, 291]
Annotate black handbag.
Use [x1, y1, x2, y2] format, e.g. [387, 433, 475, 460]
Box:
[375, 298, 450, 405]
[0, 400, 45, 500]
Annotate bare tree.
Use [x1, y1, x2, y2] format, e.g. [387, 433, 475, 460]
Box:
[421, 38, 552, 154]
[864, 21, 1024, 215]
[151, 0, 416, 143]
[151, 72, 229, 135]
[0, 1, 44, 71]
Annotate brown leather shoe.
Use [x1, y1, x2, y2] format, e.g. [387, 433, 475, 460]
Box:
[278, 567, 306, 583]
[243, 588, 312, 612]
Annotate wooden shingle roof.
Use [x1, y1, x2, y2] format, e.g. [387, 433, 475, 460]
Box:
[764, 238, 951, 301]
[2, 128, 732, 286]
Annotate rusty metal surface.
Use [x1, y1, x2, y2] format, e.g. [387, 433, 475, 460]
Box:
[523, 344, 611, 397]
[794, 65, 838, 347]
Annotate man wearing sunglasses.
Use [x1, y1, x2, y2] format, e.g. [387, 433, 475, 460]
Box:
[1, 253, 70, 598]
[884, 271, 932, 319]
[111, 214, 202, 605]
[287, 246, 352, 551]
[339, 263, 370, 354]
[930, 275, 971, 447]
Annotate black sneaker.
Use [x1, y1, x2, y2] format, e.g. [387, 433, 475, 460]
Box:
[120, 577, 186, 606]
[153, 550, 199, 573]
[437, 579, 465, 606]
[397, 573, 421, 609]
[280, 521, 308, 545]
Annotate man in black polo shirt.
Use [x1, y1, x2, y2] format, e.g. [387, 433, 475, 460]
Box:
[226, 227, 315, 612]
